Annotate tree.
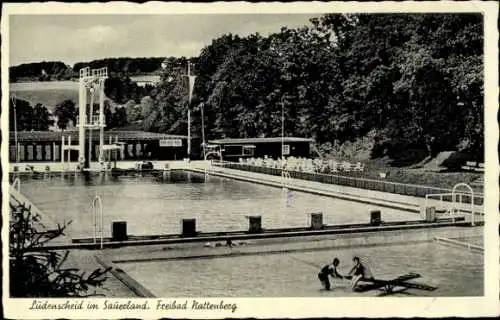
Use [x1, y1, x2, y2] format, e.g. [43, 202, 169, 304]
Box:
[10, 98, 34, 131]
[122, 13, 483, 163]
[104, 101, 129, 130]
[9, 202, 110, 297]
[9, 61, 71, 82]
[112, 107, 128, 128]
[124, 100, 141, 123]
[32, 103, 54, 131]
[54, 99, 76, 131]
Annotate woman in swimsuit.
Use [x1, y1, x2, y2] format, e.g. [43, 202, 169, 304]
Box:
[348, 256, 366, 290]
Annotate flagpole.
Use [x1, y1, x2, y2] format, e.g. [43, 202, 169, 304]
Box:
[281, 97, 285, 187]
[187, 61, 191, 160]
[12, 95, 19, 163]
[201, 103, 206, 159]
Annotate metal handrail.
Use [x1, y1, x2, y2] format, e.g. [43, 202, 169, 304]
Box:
[434, 236, 483, 251]
[282, 170, 292, 189]
[212, 160, 484, 198]
[92, 195, 104, 249]
[12, 178, 20, 192]
[452, 183, 475, 226]
[424, 183, 479, 225]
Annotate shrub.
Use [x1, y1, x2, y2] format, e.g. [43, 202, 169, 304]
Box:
[9, 203, 110, 297]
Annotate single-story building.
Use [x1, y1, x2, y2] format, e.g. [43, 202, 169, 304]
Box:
[8, 130, 188, 162]
[208, 137, 314, 161]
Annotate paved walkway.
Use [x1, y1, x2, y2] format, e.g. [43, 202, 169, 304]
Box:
[62, 249, 137, 297]
[99, 226, 482, 264]
[8, 160, 209, 173]
[201, 166, 484, 216]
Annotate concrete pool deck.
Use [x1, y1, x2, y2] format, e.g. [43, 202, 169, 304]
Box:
[200, 166, 484, 217]
[9, 163, 483, 249]
[9, 160, 483, 217]
[8, 163, 485, 297]
[8, 160, 209, 172]
[85, 225, 482, 297]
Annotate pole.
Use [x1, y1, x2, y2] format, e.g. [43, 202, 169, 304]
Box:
[88, 88, 94, 165]
[281, 97, 284, 185]
[281, 98, 284, 160]
[100, 197, 104, 250]
[187, 61, 191, 160]
[188, 109, 191, 160]
[13, 96, 19, 163]
[99, 79, 105, 164]
[78, 77, 87, 168]
[201, 103, 206, 160]
[61, 136, 65, 167]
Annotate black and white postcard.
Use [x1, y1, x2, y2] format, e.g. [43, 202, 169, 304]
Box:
[2, 1, 499, 318]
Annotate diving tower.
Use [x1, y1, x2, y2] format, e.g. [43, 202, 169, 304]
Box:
[73, 67, 120, 170]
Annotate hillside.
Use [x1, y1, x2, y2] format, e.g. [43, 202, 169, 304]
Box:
[8, 14, 484, 168]
[10, 81, 79, 111]
[10, 57, 166, 82]
[10, 75, 158, 111]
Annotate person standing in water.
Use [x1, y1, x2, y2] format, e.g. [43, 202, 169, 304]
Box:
[318, 258, 343, 290]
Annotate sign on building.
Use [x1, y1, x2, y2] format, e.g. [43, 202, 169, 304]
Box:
[159, 139, 183, 147]
[282, 144, 290, 156]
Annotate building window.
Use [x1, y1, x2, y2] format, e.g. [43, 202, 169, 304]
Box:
[54, 145, 60, 161]
[27, 145, 34, 161]
[45, 145, 52, 161]
[143, 143, 151, 158]
[282, 144, 290, 156]
[9, 146, 16, 162]
[127, 144, 134, 158]
[242, 145, 255, 156]
[19, 145, 25, 161]
[136, 143, 142, 157]
[93, 144, 99, 161]
[36, 145, 43, 160]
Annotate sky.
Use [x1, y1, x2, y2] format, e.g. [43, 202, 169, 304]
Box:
[9, 14, 320, 67]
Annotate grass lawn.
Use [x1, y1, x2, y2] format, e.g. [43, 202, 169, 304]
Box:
[356, 157, 483, 192]
[10, 81, 79, 110]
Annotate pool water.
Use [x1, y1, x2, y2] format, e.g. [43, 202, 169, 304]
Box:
[14, 171, 420, 239]
[452, 236, 483, 247]
[118, 241, 483, 297]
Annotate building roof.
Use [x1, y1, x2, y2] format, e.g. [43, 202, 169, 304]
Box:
[9, 131, 187, 142]
[208, 137, 314, 145]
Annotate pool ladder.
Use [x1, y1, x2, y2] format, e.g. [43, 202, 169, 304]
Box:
[282, 170, 292, 190]
[12, 178, 21, 192]
[92, 196, 104, 249]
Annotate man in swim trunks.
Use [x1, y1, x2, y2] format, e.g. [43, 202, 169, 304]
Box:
[318, 258, 343, 290]
[348, 256, 370, 290]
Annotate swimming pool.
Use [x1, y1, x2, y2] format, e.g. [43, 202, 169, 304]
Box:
[13, 171, 420, 239]
[117, 241, 483, 297]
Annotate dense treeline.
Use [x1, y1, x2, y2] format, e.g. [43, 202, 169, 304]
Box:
[141, 13, 483, 162]
[104, 76, 156, 104]
[9, 98, 54, 131]
[73, 57, 165, 75]
[9, 61, 73, 82]
[10, 57, 165, 82]
[9, 98, 128, 132]
[10, 13, 484, 163]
